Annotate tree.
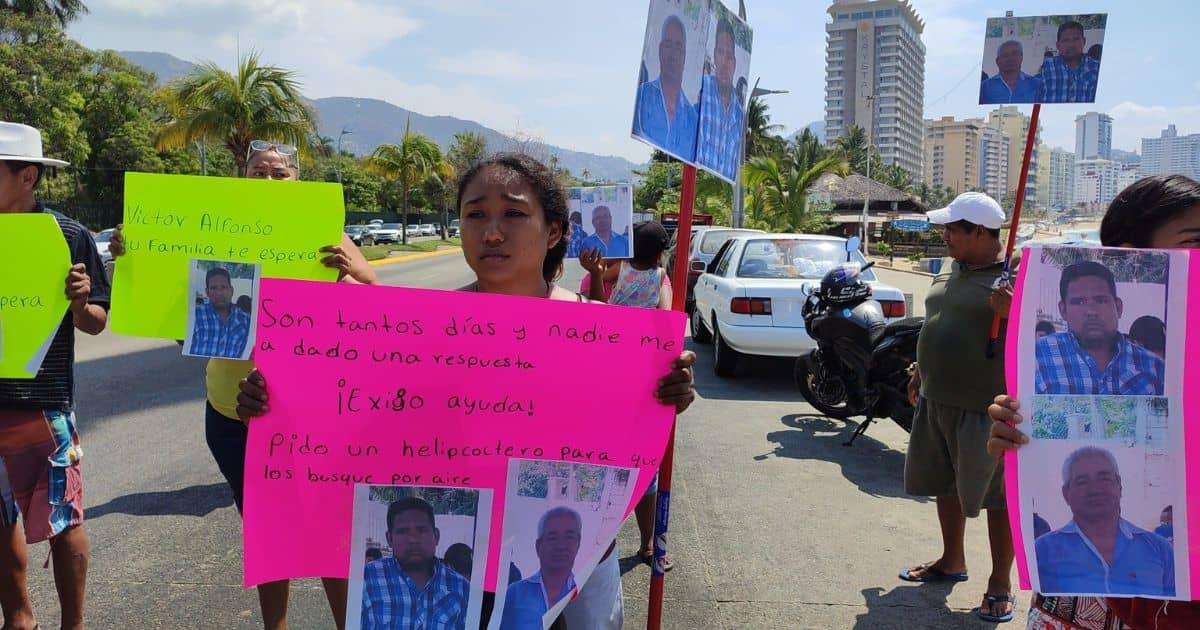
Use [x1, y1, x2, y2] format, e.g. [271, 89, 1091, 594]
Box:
[156, 51, 317, 176]
[632, 160, 682, 211]
[420, 157, 456, 237]
[1, 0, 88, 27]
[366, 118, 442, 244]
[831, 125, 881, 177]
[878, 164, 914, 194]
[743, 152, 849, 232]
[744, 96, 786, 160]
[447, 131, 487, 175]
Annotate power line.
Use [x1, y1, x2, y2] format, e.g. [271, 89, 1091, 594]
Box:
[924, 61, 984, 110]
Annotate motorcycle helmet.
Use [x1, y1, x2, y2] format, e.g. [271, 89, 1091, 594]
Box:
[819, 263, 871, 305]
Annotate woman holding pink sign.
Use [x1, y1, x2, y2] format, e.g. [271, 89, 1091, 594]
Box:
[110, 141, 377, 630]
[987, 174, 1200, 630]
[236, 153, 697, 629]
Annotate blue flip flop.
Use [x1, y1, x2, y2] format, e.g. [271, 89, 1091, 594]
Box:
[898, 563, 969, 583]
[976, 593, 1016, 623]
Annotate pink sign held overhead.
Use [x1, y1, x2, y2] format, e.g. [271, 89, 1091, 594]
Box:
[242, 279, 685, 592]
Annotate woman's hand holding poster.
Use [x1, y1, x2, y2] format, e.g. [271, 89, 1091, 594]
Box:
[1006, 245, 1194, 599]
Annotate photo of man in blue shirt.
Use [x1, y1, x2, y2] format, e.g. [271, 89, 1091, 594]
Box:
[1035, 446, 1174, 596]
[633, 14, 699, 161]
[361, 497, 470, 630]
[1037, 20, 1101, 103]
[1034, 260, 1165, 395]
[579, 206, 630, 259]
[695, 16, 746, 181]
[500, 507, 581, 629]
[188, 267, 252, 359]
[979, 40, 1041, 104]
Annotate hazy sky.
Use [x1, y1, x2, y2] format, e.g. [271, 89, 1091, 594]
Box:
[70, 0, 1198, 162]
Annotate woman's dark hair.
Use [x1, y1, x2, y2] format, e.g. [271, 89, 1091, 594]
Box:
[632, 221, 670, 266]
[1100, 175, 1200, 247]
[455, 152, 570, 282]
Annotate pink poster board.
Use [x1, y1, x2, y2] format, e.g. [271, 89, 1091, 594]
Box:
[1006, 246, 1196, 598]
[242, 279, 685, 590]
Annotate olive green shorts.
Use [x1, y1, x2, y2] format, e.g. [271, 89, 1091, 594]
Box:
[904, 397, 1005, 518]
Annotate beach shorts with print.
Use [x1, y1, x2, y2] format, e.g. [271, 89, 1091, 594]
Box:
[0, 409, 84, 543]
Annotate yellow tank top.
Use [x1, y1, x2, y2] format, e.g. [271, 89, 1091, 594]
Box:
[206, 358, 255, 420]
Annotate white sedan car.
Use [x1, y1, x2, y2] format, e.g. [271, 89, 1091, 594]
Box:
[691, 234, 909, 376]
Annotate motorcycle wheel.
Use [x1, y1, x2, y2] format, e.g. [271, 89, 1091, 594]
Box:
[794, 354, 858, 419]
[690, 306, 712, 344]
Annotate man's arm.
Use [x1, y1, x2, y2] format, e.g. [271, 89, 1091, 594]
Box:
[67, 263, 107, 335]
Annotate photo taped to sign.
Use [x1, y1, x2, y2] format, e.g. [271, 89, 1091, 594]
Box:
[182, 258, 261, 360]
[979, 13, 1108, 104]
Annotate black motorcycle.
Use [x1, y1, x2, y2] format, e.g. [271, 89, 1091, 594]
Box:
[793, 261, 924, 445]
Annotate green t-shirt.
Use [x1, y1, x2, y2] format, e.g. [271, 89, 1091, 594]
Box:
[917, 258, 1009, 411]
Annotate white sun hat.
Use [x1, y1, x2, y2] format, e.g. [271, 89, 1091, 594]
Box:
[926, 192, 1005, 229]
[0, 122, 70, 167]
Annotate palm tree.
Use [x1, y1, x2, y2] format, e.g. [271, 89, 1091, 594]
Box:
[832, 125, 872, 175]
[420, 157, 457, 238]
[366, 118, 442, 244]
[156, 52, 317, 176]
[2, 0, 88, 26]
[878, 164, 914, 193]
[743, 152, 849, 232]
[744, 96, 785, 160]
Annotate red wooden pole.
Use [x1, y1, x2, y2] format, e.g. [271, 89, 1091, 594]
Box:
[647, 164, 697, 630]
[988, 103, 1040, 357]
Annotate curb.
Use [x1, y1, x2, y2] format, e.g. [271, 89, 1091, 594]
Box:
[869, 260, 934, 278]
[368, 247, 463, 267]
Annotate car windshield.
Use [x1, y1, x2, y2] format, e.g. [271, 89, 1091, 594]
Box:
[345, 226, 363, 233]
[736, 238, 877, 281]
[382, 223, 402, 230]
[699, 229, 758, 254]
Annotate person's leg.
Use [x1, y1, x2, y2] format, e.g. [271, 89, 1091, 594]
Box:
[562, 541, 623, 630]
[321, 577, 348, 630]
[204, 402, 248, 513]
[258, 580, 290, 630]
[982, 508, 1015, 617]
[0, 522, 36, 630]
[635, 491, 655, 556]
[901, 398, 967, 578]
[51, 525, 89, 630]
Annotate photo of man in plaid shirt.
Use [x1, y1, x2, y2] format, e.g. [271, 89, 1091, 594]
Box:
[361, 497, 469, 630]
[1035, 261, 1165, 395]
[189, 267, 251, 359]
[1036, 20, 1101, 103]
[695, 16, 745, 182]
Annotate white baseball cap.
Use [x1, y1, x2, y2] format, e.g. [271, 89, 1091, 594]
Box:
[0, 122, 69, 167]
[926, 192, 1005, 229]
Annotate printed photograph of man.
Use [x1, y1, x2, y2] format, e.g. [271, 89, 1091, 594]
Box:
[183, 262, 255, 360]
[360, 497, 470, 630]
[1035, 446, 1175, 597]
[633, 11, 700, 162]
[979, 40, 1042, 104]
[580, 205, 630, 259]
[1034, 261, 1165, 395]
[1037, 20, 1101, 103]
[695, 13, 750, 182]
[499, 507, 582, 629]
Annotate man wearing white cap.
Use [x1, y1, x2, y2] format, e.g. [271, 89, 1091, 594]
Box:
[0, 121, 108, 630]
[898, 192, 1018, 623]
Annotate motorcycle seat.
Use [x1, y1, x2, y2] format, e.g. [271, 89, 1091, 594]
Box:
[882, 317, 924, 337]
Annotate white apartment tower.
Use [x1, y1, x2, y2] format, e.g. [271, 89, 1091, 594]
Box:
[1048, 147, 1075, 211]
[1075, 159, 1121, 215]
[980, 125, 1010, 202]
[1140, 125, 1200, 181]
[988, 106, 1040, 203]
[1075, 112, 1113, 161]
[825, 0, 926, 177]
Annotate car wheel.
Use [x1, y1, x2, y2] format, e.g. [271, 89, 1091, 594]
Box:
[690, 306, 712, 344]
[712, 317, 739, 377]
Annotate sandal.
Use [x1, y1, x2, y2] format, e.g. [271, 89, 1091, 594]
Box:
[898, 562, 969, 583]
[641, 548, 674, 572]
[976, 593, 1016, 623]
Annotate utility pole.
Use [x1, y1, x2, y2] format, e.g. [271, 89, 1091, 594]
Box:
[860, 94, 875, 253]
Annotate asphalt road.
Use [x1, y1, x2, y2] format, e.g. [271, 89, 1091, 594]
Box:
[18, 258, 1025, 629]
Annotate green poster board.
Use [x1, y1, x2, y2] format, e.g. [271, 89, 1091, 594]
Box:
[0, 213, 71, 378]
[111, 173, 343, 339]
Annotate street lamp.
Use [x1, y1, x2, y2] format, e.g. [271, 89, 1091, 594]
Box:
[335, 128, 353, 185]
[860, 94, 875, 253]
[733, 79, 788, 228]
